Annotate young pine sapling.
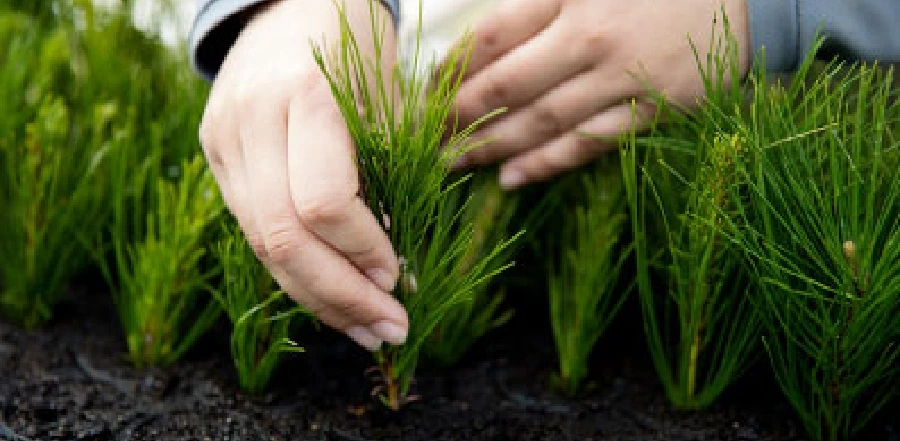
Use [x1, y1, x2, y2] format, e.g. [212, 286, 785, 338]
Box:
[214, 224, 307, 395]
[547, 158, 630, 396]
[98, 154, 223, 368]
[313, 4, 518, 409]
[620, 18, 760, 409]
[0, 17, 110, 327]
[718, 56, 900, 441]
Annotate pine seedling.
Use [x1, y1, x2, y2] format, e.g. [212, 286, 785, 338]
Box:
[214, 224, 307, 395]
[0, 0, 209, 327]
[425, 170, 518, 366]
[312, 3, 518, 410]
[623, 129, 759, 409]
[98, 154, 223, 368]
[716, 56, 900, 440]
[0, 13, 110, 327]
[620, 14, 760, 409]
[546, 157, 630, 396]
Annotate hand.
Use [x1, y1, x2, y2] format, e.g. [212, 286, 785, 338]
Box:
[199, 0, 408, 351]
[449, 0, 750, 188]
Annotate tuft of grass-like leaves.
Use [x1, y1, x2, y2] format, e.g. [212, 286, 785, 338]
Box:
[424, 171, 519, 366]
[629, 26, 899, 437]
[214, 224, 307, 395]
[547, 157, 630, 396]
[620, 16, 760, 409]
[98, 155, 224, 368]
[313, 3, 519, 410]
[0, 1, 204, 327]
[718, 57, 900, 440]
[0, 54, 109, 326]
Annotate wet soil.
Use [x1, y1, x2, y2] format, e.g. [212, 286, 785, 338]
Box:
[1, 277, 897, 441]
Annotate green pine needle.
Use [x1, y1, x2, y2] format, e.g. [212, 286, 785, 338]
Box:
[97, 154, 224, 368]
[721, 58, 900, 440]
[214, 224, 308, 395]
[620, 11, 761, 410]
[312, 2, 519, 410]
[548, 157, 630, 396]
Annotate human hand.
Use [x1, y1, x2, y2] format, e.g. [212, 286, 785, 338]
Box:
[449, 0, 750, 188]
[199, 0, 407, 351]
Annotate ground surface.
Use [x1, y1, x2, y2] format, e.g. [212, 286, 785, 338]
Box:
[1, 276, 897, 441]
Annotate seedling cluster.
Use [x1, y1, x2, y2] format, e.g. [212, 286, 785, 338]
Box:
[312, 3, 521, 409]
[0, 2, 897, 439]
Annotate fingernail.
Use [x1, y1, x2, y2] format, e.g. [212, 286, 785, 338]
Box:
[499, 168, 526, 190]
[371, 321, 408, 346]
[366, 268, 397, 292]
[347, 326, 383, 351]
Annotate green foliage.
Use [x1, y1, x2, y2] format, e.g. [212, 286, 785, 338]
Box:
[98, 155, 223, 368]
[0, 14, 109, 326]
[0, 7, 106, 326]
[214, 225, 307, 395]
[313, 4, 518, 409]
[621, 18, 760, 410]
[425, 170, 518, 366]
[0, 0, 207, 327]
[547, 158, 629, 396]
[716, 58, 900, 440]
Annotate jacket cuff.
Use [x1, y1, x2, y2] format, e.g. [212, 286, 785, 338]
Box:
[189, 0, 401, 81]
[747, 0, 800, 72]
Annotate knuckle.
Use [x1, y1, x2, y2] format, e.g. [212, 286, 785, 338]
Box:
[479, 74, 509, 108]
[287, 68, 336, 109]
[530, 103, 564, 138]
[294, 68, 329, 97]
[577, 29, 609, 61]
[452, 99, 479, 128]
[261, 221, 303, 265]
[466, 147, 493, 165]
[297, 194, 354, 227]
[246, 231, 269, 261]
[343, 241, 379, 264]
[530, 151, 556, 174]
[475, 22, 502, 53]
[328, 296, 366, 320]
[302, 299, 328, 322]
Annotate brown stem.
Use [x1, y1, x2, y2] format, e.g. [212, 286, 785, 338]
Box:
[381, 357, 400, 411]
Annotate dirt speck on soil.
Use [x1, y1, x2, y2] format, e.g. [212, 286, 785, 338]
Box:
[1, 281, 896, 441]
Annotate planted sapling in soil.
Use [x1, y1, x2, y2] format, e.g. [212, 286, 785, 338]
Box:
[0, 1, 210, 328]
[97, 154, 224, 368]
[716, 55, 900, 440]
[313, 4, 518, 410]
[620, 17, 762, 410]
[546, 158, 629, 396]
[214, 224, 307, 395]
[0, 14, 110, 327]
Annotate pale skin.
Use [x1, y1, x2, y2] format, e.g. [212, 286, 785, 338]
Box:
[199, 0, 751, 350]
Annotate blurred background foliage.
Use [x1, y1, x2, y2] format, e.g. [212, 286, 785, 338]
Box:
[0, 0, 209, 326]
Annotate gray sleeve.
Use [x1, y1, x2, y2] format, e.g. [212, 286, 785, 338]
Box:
[189, 0, 401, 81]
[748, 0, 900, 72]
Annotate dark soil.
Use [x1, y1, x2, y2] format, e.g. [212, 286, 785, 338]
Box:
[1, 276, 897, 441]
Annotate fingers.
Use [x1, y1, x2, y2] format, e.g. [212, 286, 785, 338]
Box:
[286, 87, 400, 292]
[448, 0, 560, 79]
[498, 102, 653, 188]
[239, 94, 408, 351]
[453, 19, 591, 129]
[457, 68, 639, 168]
